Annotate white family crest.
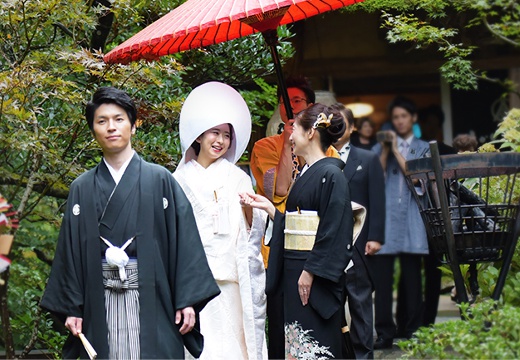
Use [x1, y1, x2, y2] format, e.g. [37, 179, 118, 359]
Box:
[163, 197, 168, 209]
[72, 204, 80, 216]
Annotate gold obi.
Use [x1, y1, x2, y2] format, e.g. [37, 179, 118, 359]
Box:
[283, 202, 367, 252]
[284, 210, 319, 251]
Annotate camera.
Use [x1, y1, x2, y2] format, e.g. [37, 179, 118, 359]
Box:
[376, 130, 393, 144]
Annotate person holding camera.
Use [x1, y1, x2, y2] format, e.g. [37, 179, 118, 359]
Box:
[371, 96, 430, 349]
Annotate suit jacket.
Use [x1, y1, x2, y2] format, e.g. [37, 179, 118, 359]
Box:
[343, 145, 385, 282]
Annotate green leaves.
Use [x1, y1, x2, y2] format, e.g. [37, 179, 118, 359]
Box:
[491, 108, 520, 152]
[401, 109, 520, 359]
[359, 0, 520, 91]
[1, 0, 292, 354]
[239, 78, 278, 128]
[440, 58, 478, 90]
[401, 300, 520, 359]
[174, 26, 294, 88]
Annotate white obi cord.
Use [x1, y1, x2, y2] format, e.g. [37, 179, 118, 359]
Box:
[100, 236, 135, 281]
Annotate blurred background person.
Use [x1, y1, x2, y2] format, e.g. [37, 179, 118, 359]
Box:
[372, 96, 430, 349]
[452, 133, 478, 152]
[333, 104, 385, 359]
[351, 116, 377, 151]
[418, 104, 457, 156]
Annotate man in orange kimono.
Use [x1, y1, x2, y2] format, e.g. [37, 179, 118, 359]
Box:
[250, 77, 338, 358]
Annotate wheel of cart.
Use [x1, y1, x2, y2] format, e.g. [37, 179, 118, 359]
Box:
[405, 141, 520, 308]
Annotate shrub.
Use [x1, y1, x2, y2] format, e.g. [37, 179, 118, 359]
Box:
[400, 301, 520, 359]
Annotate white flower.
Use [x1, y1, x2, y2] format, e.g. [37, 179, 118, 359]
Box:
[285, 321, 334, 360]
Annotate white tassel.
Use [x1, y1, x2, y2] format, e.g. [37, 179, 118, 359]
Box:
[100, 236, 135, 282]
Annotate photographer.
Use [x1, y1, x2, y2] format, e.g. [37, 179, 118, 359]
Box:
[371, 96, 430, 349]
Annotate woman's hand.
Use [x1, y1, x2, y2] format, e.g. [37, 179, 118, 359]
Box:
[239, 192, 276, 220]
[298, 270, 314, 306]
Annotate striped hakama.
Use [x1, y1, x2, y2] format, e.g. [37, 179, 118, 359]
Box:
[102, 259, 140, 360]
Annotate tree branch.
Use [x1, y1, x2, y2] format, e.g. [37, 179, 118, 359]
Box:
[89, 0, 115, 52]
[16, 151, 42, 218]
[33, 248, 54, 267]
[0, 172, 69, 200]
[18, 306, 42, 359]
[482, 16, 520, 48]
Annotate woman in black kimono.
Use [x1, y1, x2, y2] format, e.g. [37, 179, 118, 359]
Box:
[241, 104, 354, 359]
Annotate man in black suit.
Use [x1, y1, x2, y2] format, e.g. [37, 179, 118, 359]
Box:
[333, 104, 386, 359]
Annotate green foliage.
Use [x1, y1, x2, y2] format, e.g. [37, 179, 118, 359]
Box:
[352, 0, 520, 92]
[400, 300, 520, 359]
[461, 110, 520, 310]
[443, 109, 520, 304]
[8, 261, 57, 347]
[174, 26, 295, 88]
[1, 0, 294, 354]
[401, 109, 520, 358]
[239, 78, 279, 128]
[489, 108, 520, 152]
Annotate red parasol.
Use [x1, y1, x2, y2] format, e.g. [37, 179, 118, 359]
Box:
[104, 0, 363, 118]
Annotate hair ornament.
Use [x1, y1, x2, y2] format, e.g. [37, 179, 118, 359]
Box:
[313, 113, 333, 129]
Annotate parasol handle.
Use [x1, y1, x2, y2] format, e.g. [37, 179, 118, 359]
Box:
[78, 332, 97, 359]
[262, 29, 294, 120]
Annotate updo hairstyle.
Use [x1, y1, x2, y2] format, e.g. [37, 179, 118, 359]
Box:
[297, 103, 346, 152]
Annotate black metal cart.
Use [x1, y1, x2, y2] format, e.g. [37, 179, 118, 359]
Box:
[405, 142, 520, 305]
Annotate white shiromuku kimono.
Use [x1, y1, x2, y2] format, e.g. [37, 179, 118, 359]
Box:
[174, 157, 267, 360]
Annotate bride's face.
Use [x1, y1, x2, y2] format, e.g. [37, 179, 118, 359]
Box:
[196, 123, 232, 164]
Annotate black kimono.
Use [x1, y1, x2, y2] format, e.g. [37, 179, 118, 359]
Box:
[41, 154, 220, 359]
[267, 157, 354, 359]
